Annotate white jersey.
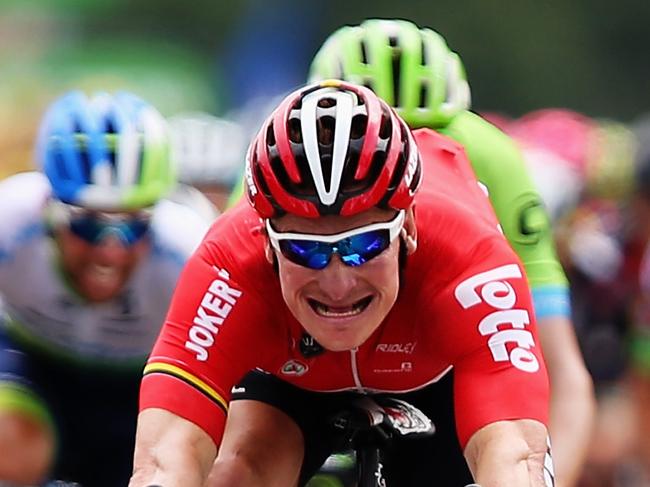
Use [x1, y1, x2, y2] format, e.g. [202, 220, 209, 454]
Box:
[0, 172, 209, 367]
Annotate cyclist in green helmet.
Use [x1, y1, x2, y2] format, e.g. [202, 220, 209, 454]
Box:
[305, 18, 595, 487]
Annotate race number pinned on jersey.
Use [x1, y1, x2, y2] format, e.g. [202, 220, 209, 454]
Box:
[454, 264, 539, 373]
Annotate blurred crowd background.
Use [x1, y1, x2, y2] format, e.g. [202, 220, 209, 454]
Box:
[3, 0, 650, 178]
[3, 0, 650, 486]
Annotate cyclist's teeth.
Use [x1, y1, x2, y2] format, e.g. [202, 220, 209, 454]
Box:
[315, 301, 365, 318]
[91, 264, 118, 279]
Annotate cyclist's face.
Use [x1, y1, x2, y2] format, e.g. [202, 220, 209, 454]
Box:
[269, 207, 416, 352]
[52, 209, 151, 303]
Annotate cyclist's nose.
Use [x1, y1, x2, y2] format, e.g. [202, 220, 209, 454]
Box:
[316, 254, 358, 301]
[92, 234, 131, 258]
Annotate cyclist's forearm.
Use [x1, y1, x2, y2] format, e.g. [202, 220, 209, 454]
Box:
[465, 420, 551, 486]
[539, 315, 595, 487]
[129, 409, 218, 487]
[549, 395, 594, 486]
[129, 444, 211, 487]
[129, 462, 205, 487]
[548, 394, 593, 487]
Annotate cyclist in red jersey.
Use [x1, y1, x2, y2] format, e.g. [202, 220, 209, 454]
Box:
[130, 80, 552, 487]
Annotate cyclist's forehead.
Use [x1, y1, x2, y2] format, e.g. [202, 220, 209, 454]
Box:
[272, 208, 397, 235]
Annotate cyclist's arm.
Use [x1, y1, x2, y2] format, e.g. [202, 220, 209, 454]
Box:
[443, 113, 593, 486]
[434, 237, 551, 485]
[538, 316, 595, 487]
[131, 229, 278, 486]
[207, 398, 305, 487]
[129, 408, 216, 487]
[464, 418, 551, 486]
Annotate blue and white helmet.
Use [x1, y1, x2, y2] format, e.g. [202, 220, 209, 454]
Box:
[37, 90, 174, 210]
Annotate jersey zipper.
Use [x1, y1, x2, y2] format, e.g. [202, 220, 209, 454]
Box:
[349, 347, 364, 392]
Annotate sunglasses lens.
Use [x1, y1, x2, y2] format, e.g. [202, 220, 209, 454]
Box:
[278, 230, 391, 269]
[279, 240, 332, 270]
[339, 230, 391, 267]
[69, 215, 150, 246]
[69, 217, 101, 242]
[123, 219, 150, 242]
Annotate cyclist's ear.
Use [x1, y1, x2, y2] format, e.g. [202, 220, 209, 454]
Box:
[402, 206, 418, 255]
[264, 239, 275, 265]
[258, 222, 275, 265]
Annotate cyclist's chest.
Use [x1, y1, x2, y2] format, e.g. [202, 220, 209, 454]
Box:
[0, 241, 169, 358]
[272, 317, 450, 393]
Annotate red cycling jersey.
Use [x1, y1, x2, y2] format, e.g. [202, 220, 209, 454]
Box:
[140, 128, 549, 449]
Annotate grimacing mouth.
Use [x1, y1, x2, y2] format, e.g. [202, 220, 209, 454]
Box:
[307, 295, 374, 318]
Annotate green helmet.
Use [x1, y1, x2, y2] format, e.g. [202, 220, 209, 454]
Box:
[309, 19, 471, 128]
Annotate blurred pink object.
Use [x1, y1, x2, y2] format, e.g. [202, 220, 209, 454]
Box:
[479, 111, 514, 132]
[507, 108, 597, 175]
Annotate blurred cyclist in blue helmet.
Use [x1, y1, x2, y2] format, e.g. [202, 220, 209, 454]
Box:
[0, 90, 208, 485]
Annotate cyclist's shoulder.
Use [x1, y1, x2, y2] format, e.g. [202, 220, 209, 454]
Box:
[148, 197, 211, 266]
[0, 171, 49, 249]
[414, 189, 506, 268]
[444, 109, 503, 135]
[201, 200, 262, 246]
[412, 126, 465, 153]
[189, 202, 273, 285]
[0, 171, 50, 209]
[442, 110, 522, 160]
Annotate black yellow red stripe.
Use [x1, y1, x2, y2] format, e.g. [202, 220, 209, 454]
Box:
[143, 362, 228, 414]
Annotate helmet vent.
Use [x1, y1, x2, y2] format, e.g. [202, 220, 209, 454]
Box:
[266, 123, 276, 146]
[52, 151, 70, 180]
[288, 118, 302, 143]
[254, 162, 283, 213]
[350, 115, 367, 139]
[420, 37, 429, 66]
[78, 146, 92, 182]
[380, 148, 403, 206]
[318, 97, 337, 108]
[419, 83, 429, 108]
[360, 40, 369, 64]
[317, 116, 336, 145]
[379, 108, 392, 139]
[391, 50, 402, 107]
[388, 35, 399, 47]
[103, 115, 118, 134]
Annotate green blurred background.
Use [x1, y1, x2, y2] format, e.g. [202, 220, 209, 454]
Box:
[2, 0, 649, 177]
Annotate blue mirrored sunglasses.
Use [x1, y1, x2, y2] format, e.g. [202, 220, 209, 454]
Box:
[266, 211, 405, 270]
[50, 202, 152, 246]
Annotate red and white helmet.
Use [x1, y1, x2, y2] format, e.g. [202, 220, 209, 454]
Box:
[245, 80, 422, 218]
